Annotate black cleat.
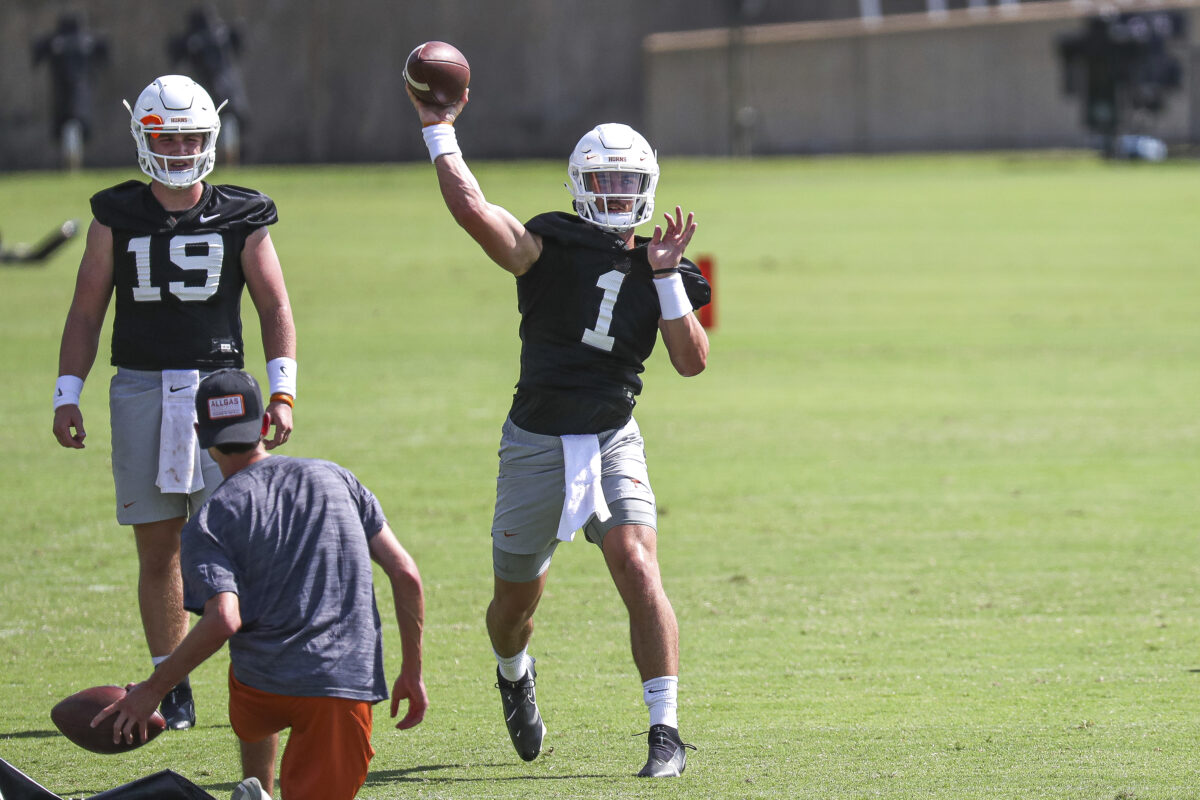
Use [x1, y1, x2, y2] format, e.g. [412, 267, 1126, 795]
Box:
[160, 679, 196, 730]
[495, 665, 546, 761]
[636, 724, 696, 778]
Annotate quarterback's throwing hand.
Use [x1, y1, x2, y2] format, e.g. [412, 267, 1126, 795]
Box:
[405, 84, 468, 127]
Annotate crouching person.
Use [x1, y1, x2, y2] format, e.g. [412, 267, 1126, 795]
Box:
[94, 368, 427, 800]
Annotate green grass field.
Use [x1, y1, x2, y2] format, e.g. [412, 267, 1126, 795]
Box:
[1, 152, 1198, 799]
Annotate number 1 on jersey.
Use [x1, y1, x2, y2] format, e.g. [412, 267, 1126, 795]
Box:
[581, 270, 625, 352]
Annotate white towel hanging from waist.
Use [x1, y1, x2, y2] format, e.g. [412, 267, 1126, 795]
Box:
[156, 370, 204, 494]
[556, 433, 611, 542]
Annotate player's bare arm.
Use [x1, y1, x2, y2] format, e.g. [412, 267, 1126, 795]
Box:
[650, 207, 708, 377]
[243, 227, 296, 449]
[91, 592, 240, 745]
[369, 523, 428, 730]
[53, 219, 116, 449]
[406, 86, 542, 276]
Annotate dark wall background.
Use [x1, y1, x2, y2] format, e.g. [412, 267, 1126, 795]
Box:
[2, 0, 874, 169]
[0, 0, 1107, 170]
[646, 2, 1200, 156]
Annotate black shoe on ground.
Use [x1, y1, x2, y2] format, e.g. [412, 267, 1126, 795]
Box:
[636, 724, 696, 778]
[495, 665, 546, 761]
[160, 679, 196, 730]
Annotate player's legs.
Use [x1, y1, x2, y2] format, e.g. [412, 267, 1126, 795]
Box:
[487, 569, 550, 762]
[112, 368, 220, 730]
[134, 517, 196, 730]
[486, 572, 548, 658]
[597, 516, 693, 777]
[487, 416, 561, 758]
[239, 735, 279, 796]
[133, 518, 189, 658]
[113, 367, 203, 659]
[230, 667, 284, 794]
[600, 524, 679, 681]
[277, 697, 374, 800]
[230, 669, 376, 799]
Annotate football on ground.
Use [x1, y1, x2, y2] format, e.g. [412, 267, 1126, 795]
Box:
[404, 41, 471, 106]
[50, 685, 166, 754]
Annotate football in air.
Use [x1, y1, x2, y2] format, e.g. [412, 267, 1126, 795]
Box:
[51, 685, 166, 754]
[404, 41, 471, 105]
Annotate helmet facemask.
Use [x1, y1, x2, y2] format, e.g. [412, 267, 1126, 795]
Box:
[124, 75, 224, 189]
[567, 124, 659, 233]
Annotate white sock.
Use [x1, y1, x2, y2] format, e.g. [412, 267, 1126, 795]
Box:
[151, 655, 169, 666]
[495, 648, 533, 682]
[642, 676, 678, 729]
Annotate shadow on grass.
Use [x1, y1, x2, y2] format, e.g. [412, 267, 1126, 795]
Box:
[364, 764, 609, 785]
[180, 765, 612, 796]
[1, 729, 59, 740]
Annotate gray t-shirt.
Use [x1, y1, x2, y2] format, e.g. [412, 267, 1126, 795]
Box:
[181, 456, 388, 702]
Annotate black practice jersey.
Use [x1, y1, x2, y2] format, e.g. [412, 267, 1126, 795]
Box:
[509, 212, 710, 436]
[92, 180, 277, 370]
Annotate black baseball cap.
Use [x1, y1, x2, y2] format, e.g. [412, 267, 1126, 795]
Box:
[194, 369, 266, 449]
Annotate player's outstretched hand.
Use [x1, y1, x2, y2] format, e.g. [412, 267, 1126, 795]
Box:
[390, 668, 428, 730]
[405, 84, 468, 127]
[648, 206, 697, 273]
[264, 401, 293, 450]
[53, 405, 87, 448]
[91, 682, 162, 746]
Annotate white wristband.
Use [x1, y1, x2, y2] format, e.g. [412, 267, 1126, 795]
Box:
[54, 375, 84, 409]
[267, 357, 297, 399]
[422, 123, 460, 163]
[653, 272, 692, 321]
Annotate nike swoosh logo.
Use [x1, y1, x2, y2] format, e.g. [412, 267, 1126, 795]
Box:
[169, 385, 189, 393]
[648, 688, 668, 693]
[199, 213, 220, 223]
[56, 388, 63, 396]
[502, 531, 518, 537]
[279, 365, 288, 376]
[123, 501, 136, 508]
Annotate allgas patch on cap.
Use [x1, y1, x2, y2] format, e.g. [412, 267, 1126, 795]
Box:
[206, 393, 247, 421]
[194, 368, 265, 449]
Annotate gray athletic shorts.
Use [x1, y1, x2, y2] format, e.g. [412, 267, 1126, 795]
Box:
[491, 416, 657, 583]
[109, 368, 222, 526]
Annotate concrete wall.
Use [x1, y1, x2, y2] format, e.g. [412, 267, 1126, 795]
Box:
[3, 0, 1191, 168]
[2, 0, 767, 170]
[644, 1, 1200, 155]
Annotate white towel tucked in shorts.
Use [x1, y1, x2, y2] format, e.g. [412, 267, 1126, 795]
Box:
[556, 433, 612, 542]
[156, 370, 204, 494]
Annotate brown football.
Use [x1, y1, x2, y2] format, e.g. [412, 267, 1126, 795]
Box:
[51, 685, 167, 754]
[404, 41, 471, 106]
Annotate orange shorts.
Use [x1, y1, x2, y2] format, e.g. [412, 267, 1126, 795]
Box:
[228, 667, 375, 800]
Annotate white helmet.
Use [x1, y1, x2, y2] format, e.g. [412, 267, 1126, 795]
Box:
[123, 75, 224, 189]
[567, 123, 659, 232]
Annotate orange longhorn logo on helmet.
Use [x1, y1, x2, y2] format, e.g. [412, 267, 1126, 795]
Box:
[140, 114, 164, 139]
